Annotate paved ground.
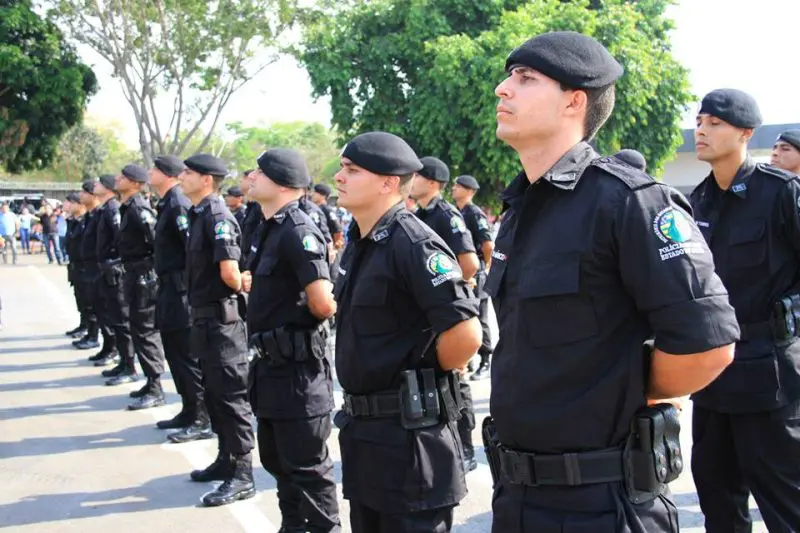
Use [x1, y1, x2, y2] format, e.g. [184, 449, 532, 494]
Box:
[0, 255, 766, 532]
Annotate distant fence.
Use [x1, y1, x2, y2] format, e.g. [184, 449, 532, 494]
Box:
[0, 180, 81, 201]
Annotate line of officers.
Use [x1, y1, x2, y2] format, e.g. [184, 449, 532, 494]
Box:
[58, 31, 800, 533]
[60, 143, 496, 530]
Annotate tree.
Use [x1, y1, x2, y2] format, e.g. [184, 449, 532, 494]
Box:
[226, 121, 340, 183]
[0, 0, 97, 173]
[300, 0, 691, 208]
[50, 0, 299, 168]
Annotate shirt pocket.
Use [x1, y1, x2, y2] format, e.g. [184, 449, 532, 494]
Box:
[518, 253, 598, 348]
[728, 220, 766, 271]
[352, 280, 396, 336]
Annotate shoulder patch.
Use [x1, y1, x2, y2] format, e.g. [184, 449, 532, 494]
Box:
[450, 214, 467, 233]
[301, 234, 319, 252]
[176, 214, 189, 231]
[477, 217, 489, 230]
[591, 157, 656, 191]
[756, 163, 796, 182]
[396, 212, 429, 244]
[214, 220, 233, 240]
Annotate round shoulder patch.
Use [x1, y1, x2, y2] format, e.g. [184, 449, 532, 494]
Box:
[427, 252, 454, 275]
[653, 207, 692, 244]
[302, 235, 319, 252]
[477, 217, 489, 230]
[176, 214, 189, 231]
[214, 220, 232, 240]
[450, 215, 466, 233]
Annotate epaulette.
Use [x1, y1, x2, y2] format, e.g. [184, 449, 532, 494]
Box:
[288, 207, 308, 226]
[208, 196, 225, 214]
[590, 156, 656, 191]
[396, 212, 428, 244]
[756, 163, 797, 182]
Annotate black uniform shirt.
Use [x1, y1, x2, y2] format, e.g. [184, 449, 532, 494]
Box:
[232, 205, 247, 228]
[95, 198, 121, 262]
[415, 195, 475, 257]
[246, 201, 332, 419]
[66, 216, 86, 263]
[461, 202, 493, 261]
[186, 193, 242, 307]
[299, 197, 332, 244]
[154, 185, 191, 275]
[319, 202, 343, 237]
[240, 201, 262, 265]
[690, 157, 800, 412]
[81, 210, 99, 262]
[119, 193, 157, 262]
[487, 142, 739, 453]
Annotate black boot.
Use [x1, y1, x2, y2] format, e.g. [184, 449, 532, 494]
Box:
[470, 357, 491, 381]
[105, 371, 138, 386]
[201, 453, 256, 507]
[128, 378, 165, 410]
[168, 407, 213, 443]
[463, 447, 477, 473]
[156, 409, 191, 430]
[101, 361, 126, 378]
[129, 382, 150, 398]
[190, 450, 232, 482]
[65, 323, 86, 337]
[93, 352, 119, 366]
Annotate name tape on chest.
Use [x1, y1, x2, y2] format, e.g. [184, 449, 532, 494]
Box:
[652, 207, 703, 261]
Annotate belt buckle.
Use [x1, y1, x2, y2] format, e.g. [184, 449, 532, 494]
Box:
[503, 448, 538, 487]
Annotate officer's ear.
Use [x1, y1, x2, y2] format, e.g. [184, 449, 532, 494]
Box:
[741, 128, 755, 144]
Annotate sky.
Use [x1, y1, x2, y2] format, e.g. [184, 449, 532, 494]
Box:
[83, 0, 800, 148]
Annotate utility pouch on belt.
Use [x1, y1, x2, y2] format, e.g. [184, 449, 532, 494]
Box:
[623, 403, 683, 504]
[400, 368, 441, 430]
[774, 294, 800, 342]
[136, 270, 158, 308]
[482, 416, 502, 488]
[219, 296, 239, 324]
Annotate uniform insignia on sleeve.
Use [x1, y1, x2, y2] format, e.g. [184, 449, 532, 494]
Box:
[302, 235, 318, 252]
[141, 210, 154, 225]
[478, 217, 489, 230]
[652, 207, 703, 261]
[310, 212, 321, 224]
[214, 221, 232, 240]
[112, 213, 121, 226]
[797, 195, 800, 209]
[176, 215, 189, 231]
[426, 252, 460, 287]
[450, 215, 466, 234]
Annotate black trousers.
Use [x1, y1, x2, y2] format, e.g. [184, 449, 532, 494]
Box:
[491, 479, 679, 532]
[257, 414, 339, 531]
[191, 317, 254, 455]
[478, 297, 493, 361]
[161, 327, 203, 415]
[98, 266, 132, 368]
[692, 401, 800, 533]
[123, 270, 164, 379]
[457, 380, 475, 454]
[350, 502, 454, 533]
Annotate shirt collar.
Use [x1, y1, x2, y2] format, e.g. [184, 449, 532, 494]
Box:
[347, 202, 406, 243]
[700, 156, 756, 200]
[271, 200, 298, 225]
[191, 193, 215, 214]
[420, 195, 443, 213]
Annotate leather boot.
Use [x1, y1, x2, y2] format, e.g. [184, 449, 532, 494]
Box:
[168, 407, 213, 443]
[128, 378, 165, 410]
[190, 450, 232, 482]
[156, 409, 191, 430]
[470, 358, 491, 381]
[201, 453, 256, 507]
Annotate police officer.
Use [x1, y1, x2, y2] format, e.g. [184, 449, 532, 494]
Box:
[690, 89, 800, 532]
[225, 186, 247, 227]
[74, 180, 108, 355]
[333, 131, 482, 532]
[613, 148, 647, 171]
[311, 183, 345, 250]
[180, 154, 255, 507]
[298, 189, 333, 250]
[64, 193, 89, 338]
[95, 174, 139, 385]
[771, 129, 800, 175]
[244, 148, 340, 533]
[116, 164, 167, 409]
[410, 156, 481, 473]
[149, 155, 211, 440]
[239, 169, 262, 267]
[451, 175, 495, 381]
[487, 32, 739, 532]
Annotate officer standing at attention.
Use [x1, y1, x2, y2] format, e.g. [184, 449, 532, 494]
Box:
[64, 192, 90, 339]
[180, 154, 256, 507]
[487, 32, 739, 532]
[74, 180, 109, 355]
[771, 129, 800, 175]
[613, 148, 647, 171]
[311, 183, 345, 251]
[298, 187, 333, 252]
[239, 169, 262, 267]
[95, 174, 139, 385]
[689, 89, 800, 532]
[333, 131, 482, 532]
[410, 156, 481, 473]
[225, 186, 247, 227]
[451, 175, 495, 381]
[149, 155, 211, 440]
[116, 164, 167, 410]
[243, 148, 340, 533]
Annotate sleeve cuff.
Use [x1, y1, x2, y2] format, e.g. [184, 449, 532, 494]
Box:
[652, 295, 741, 355]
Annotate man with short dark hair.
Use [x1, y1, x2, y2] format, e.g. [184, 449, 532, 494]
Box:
[311, 183, 344, 251]
[225, 186, 247, 227]
[771, 129, 800, 175]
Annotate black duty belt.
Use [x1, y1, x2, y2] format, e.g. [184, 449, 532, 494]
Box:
[498, 446, 624, 487]
[190, 297, 238, 321]
[342, 391, 402, 418]
[123, 257, 154, 274]
[190, 305, 218, 320]
[738, 320, 772, 341]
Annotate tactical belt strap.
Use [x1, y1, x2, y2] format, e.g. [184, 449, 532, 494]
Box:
[498, 446, 623, 487]
[190, 297, 237, 321]
[342, 391, 401, 418]
[738, 320, 772, 341]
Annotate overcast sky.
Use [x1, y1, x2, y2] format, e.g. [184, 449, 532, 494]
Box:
[84, 0, 800, 147]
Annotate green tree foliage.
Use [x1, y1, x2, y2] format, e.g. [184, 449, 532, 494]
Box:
[50, 0, 299, 167]
[0, 0, 97, 172]
[300, 0, 691, 207]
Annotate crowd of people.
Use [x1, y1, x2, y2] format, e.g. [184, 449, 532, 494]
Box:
[5, 29, 800, 533]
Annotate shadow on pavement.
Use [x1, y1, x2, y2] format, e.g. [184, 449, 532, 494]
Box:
[0, 390, 138, 422]
[0, 344, 86, 356]
[0, 333, 72, 343]
[0, 473, 211, 527]
[0, 372, 115, 394]
[0, 360, 81, 373]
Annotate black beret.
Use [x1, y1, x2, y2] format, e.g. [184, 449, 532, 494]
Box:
[225, 185, 244, 198]
[98, 174, 117, 192]
[699, 89, 762, 129]
[342, 131, 423, 176]
[418, 157, 450, 184]
[122, 164, 148, 183]
[456, 175, 480, 191]
[505, 31, 623, 89]
[154, 155, 185, 177]
[257, 148, 310, 189]
[314, 183, 332, 197]
[777, 130, 800, 152]
[66, 192, 80, 203]
[614, 149, 647, 171]
[184, 153, 228, 177]
[81, 180, 97, 194]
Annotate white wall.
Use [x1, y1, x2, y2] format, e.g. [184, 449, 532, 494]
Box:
[660, 150, 772, 192]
